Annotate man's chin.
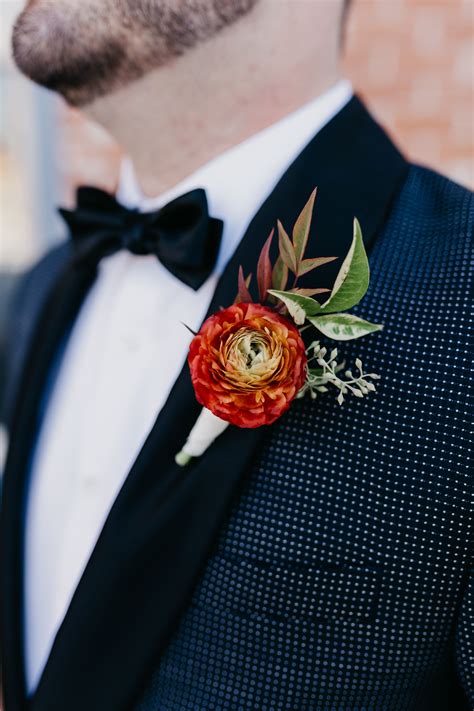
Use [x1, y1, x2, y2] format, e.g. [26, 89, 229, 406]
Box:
[11, 0, 262, 107]
[11, 2, 123, 107]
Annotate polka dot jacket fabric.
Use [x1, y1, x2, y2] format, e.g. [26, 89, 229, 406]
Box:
[133, 166, 473, 711]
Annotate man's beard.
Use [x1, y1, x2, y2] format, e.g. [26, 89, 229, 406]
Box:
[12, 0, 259, 107]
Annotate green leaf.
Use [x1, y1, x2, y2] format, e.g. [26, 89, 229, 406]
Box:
[272, 254, 289, 291]
[308, 312, 383, 341]
[267, 289, 322, 325]
[292, 188, 317, 264]
[297, 255, 337, 277]
[277, 220, 298, 275]
[320, 218, 369, 314]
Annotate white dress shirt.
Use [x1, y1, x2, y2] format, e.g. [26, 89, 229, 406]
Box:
[23, 79, 352, 693]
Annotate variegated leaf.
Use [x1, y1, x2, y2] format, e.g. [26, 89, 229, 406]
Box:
[267, 289, 322, 325]
[308, 312, 383, 341]
[289, 287, 330, 296]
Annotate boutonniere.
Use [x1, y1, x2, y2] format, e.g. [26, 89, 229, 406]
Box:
[176, 189, 382, 466]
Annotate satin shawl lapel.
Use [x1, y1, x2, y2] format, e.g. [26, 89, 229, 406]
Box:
[5, 97, 408, 711]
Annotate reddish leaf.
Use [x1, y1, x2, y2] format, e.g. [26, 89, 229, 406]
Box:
[297, 255, 337, 277]
[289, 287, 330, 296]
[277, 220, 298, 275]
[292, 188, 317, 264]
[256, 229, 274, 302]
[235, 266, 253, 303]
[271, 255, 289, 291]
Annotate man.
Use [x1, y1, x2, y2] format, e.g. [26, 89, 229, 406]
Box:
[1, 0, 472, 709]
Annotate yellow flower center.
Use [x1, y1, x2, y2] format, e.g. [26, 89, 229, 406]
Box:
[224, 326, 284, 388]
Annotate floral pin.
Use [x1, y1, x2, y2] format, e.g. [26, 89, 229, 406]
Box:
[176, 189, 382, 466]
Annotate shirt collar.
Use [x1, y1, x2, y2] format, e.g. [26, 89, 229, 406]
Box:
[117, 79, 352, 274]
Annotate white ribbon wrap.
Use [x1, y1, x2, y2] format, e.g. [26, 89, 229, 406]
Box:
[175, 407, 230, 466]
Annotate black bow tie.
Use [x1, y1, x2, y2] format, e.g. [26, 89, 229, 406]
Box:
[59, 186, 224, 290]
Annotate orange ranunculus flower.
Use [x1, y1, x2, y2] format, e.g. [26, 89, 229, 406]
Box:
[188, 302, 307, 428]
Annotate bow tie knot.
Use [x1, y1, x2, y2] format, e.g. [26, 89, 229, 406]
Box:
[59, 186, 223, 290]
[121, 210, 150, 255]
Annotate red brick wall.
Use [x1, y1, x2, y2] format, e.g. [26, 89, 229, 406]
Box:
[343, 0, 473, 189]
[55, 0, 474, 199]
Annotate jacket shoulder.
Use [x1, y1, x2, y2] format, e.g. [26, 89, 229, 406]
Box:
[1, 241, 72, 426]
[393, 164, 473, 241]
[14, 241, 73, 314]
[375, 164, 472, 344]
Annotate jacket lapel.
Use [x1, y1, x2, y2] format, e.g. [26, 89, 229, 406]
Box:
[3, 96, 408, 711]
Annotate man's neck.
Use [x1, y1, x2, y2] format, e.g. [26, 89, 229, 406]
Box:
[85, 4, 342, 198]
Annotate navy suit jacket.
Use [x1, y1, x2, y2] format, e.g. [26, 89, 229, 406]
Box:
[1, 97, 473, 711]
